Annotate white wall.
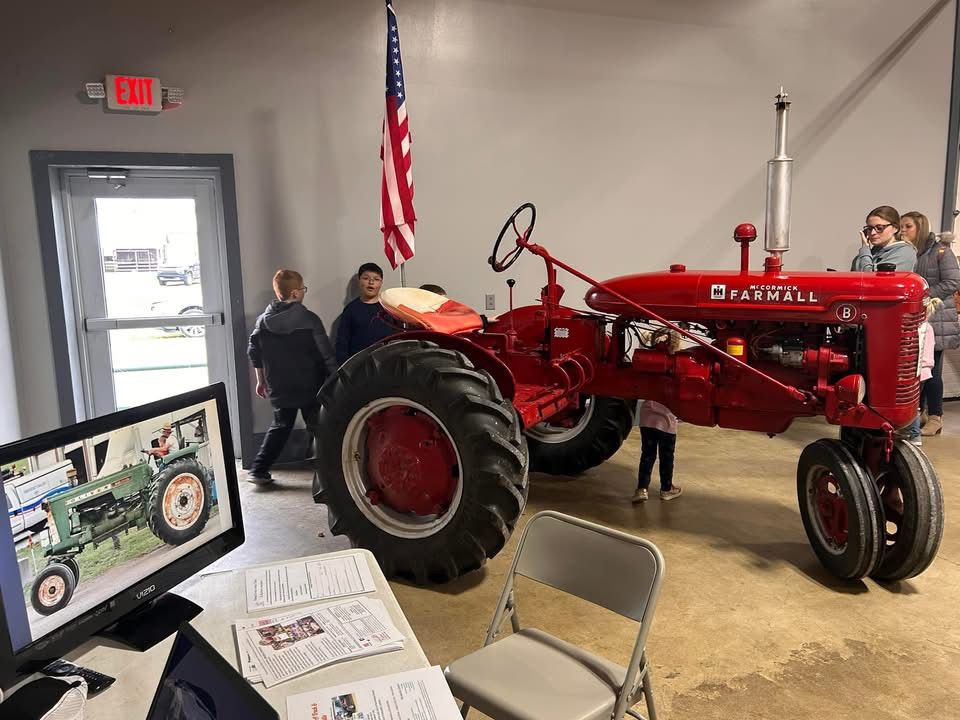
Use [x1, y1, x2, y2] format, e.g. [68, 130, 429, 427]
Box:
[0, 0, 954, 438]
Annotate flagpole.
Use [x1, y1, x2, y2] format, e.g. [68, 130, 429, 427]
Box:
[382, 0, 415, 282]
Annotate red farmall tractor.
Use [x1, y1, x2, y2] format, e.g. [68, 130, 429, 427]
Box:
[313, 92, 942, 585]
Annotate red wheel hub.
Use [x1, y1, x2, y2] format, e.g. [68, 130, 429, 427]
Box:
[553, 413, 580, 429]
[813, 472, 848, 548]
[364, 406, 459, 516]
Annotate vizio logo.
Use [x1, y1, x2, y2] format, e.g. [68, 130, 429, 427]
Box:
[710, 284, 726, 300]
[136, 584, 157, 600]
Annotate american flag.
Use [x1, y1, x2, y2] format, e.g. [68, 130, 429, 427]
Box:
[380, 1, 415, 269]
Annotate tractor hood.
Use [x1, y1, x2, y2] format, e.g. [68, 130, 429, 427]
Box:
[584, 267, 928, 323]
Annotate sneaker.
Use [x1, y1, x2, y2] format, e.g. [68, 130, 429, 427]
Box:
[660, 486, 683, 501]
[247, 470, 273, 485]
[631, 489, 649, 504]
[908, 435, 923, 447]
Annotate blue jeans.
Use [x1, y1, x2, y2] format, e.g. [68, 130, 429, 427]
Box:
[921, 351, 944, 417]
[638, 428, 676, 491]
[909, 379, 929, 437]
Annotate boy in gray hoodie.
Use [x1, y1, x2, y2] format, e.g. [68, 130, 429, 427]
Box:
[247, 269, 338, 484]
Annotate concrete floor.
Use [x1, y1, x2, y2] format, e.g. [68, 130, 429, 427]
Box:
[214, 404, 960, 720]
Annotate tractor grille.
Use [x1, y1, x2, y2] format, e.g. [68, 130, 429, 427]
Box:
[896, 310, 924, 406]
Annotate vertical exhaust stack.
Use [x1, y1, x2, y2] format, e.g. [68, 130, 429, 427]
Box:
[765, 88, 793, 257]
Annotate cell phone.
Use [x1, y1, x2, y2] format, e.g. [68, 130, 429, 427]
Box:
[41, 659, 116, 697]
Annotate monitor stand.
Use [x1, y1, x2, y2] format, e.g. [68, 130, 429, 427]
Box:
[96, 592, 202, 652]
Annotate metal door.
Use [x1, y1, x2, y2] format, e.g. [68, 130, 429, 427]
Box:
[61, 170, 234, 417]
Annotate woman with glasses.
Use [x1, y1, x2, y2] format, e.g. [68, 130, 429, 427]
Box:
[902, 210, 960, 436]
[850, 205, 916, 272]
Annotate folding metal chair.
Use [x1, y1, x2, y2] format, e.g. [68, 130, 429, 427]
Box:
[444, 511, 665, 720]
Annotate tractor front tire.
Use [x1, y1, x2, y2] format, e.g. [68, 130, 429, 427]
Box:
[797, 439, 884, 580]
[871, 441, 943, 582]
[314, 340, 529, 585]
[61, 557, 80, 585]
[148, 459, 211, 546]
[30, 562, 76, 615]
[525, 396, 633, 476]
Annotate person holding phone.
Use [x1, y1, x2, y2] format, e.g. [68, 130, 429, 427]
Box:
[850, 205, 916, 272]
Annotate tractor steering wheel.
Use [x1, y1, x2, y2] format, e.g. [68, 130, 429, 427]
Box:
[489, 203, 536, 273]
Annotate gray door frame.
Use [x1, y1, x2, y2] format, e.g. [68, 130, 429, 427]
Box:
[943, 0, 960, 232]
[30, 151, 254, 465]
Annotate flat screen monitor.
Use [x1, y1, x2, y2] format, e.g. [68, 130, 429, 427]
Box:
[0, 384, 244, 684]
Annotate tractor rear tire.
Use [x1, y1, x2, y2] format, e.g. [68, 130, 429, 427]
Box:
[870, 441, 943, 582]
[313, 340, 528, 585]
[525, 396, 633, 476]
[148, 458, 211, 546]
[797, 439, 884, 580]
[30, 562, 76, 615]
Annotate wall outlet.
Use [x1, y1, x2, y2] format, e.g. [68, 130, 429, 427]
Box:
[484, 294, 496, 311]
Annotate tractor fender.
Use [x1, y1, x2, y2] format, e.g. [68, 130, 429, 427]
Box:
[386, 331, 516, 400]
[160, 445, 199, 466]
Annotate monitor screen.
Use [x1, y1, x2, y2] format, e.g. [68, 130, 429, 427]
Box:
[0, 384, 243, 676]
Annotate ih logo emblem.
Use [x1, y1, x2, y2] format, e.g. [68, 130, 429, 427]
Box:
[710, 284, 726, 300]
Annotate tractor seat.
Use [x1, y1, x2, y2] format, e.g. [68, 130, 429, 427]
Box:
[380, 287, 483, 335]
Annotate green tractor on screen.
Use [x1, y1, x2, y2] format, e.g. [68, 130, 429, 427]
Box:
[29, 414, 213, 616]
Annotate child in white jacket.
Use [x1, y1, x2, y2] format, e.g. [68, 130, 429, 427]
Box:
[632, 400, 682, 503]
[907, 298, 941, 445]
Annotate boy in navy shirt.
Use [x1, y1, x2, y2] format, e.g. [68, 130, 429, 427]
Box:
[334, 262, 395, 364]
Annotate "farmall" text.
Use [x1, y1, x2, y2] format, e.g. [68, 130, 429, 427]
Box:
[730, 285, 818, 303]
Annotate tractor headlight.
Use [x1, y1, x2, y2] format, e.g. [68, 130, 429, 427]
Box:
[835, 374, 866, 405]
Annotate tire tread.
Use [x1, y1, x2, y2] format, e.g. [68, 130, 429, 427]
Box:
[314, 341, 528, 584]
[527, 396, 633, 476]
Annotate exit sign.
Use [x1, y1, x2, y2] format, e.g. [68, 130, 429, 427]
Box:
[105, 75, 162, 112]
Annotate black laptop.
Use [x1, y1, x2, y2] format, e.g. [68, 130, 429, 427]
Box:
[146, 622, 279, 720]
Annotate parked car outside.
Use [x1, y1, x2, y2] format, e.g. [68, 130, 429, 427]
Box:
[150, 285, 206, 338]
[157, 262, 201, 286]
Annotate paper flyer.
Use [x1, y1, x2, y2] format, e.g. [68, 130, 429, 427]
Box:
[235, 597, 404, 688]
[286, 666, 461, 720]
[245, 552, 377, 613]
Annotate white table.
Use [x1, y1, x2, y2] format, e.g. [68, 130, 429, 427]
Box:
[70, 549, 429, 719]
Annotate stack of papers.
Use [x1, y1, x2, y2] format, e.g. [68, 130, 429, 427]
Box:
[244, 552, 377, 613]
[234, 597, 405, 687]
[286, 666, 462, 720]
